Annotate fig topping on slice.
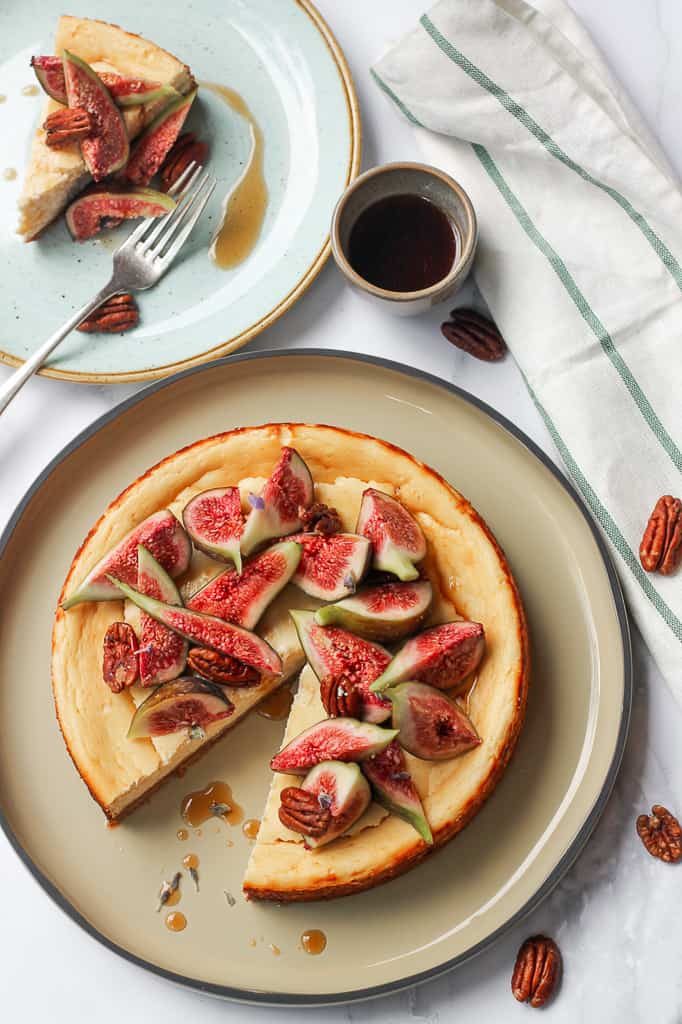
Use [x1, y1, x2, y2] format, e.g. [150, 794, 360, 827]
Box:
[240, 448, 314, 556]
[124, 88, 197, 187]
[127, 677, 233, 739]
[136, 546, 188, 687]
[66, 187, 175, 241]
[315, 580, 433, 642]
[389, 682, 481, 761]
[182, 487, 244, 572]
[31, 56, 176, 108]
[63, 51, 129, 180]
[371, 621, 485, 694]
[270, 717, 397, 775]
[102, 621, 139, 692]
[362, 739, 432, 844]
[283, 761, 372, 849]
[356, 488, 426, 581]
[288, 532, 371, 602]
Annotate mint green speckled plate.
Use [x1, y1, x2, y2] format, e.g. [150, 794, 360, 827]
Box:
[0, 1, 360, 382]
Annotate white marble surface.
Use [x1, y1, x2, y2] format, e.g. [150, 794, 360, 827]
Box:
[1, 2, 680, 1021]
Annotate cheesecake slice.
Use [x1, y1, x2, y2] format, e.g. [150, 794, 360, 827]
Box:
[18, 16, 195, 240]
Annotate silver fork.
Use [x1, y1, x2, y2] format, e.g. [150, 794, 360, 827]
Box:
[0, 163, 216, 415]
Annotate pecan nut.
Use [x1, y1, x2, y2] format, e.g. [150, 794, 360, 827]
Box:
[636, 804, 682, 863]
[320, 676, 362, 718]
[187, 647, 260, 686]
[77, 294, 139, 334]
[43, 106, 94, 147]
[278, 786, 331, 838]
[512, 935, 561, 1008]
[160, 132, 209, 192]
[441, 308, 507, 362]
[639, 496, 681, 575]
[298, 502, 343, 536]
[102, 621, 139, 693]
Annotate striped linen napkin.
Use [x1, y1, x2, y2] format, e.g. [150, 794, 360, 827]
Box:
[372, 0, 681, 694]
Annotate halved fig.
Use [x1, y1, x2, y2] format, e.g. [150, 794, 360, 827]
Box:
[315, 580, 433, 642]
[66, 187, 175, 241]
[390, 682, 480, 761]
[182, 487, 244, 571]
[291, 610, 392, 724]
[240, 448, 314, 557]
[63, 51, 129, 180]
[109, 578, 282, 676]
[31, 55, 68, 103]
[288, 532, 371, 602]
[371, 621, 485, 694]
[124, 88, 197, 186]
[136, 546, 188, 687]
[62, 510, 191, 609]
[102, 621, 139, 693]
[362, 739, 432, 844]
[270, 716, 397, 775]
[356, 488, 426, 581]
[31, 56, 176, 107]
[187, 541, 301, 629]
[299, 761, 371, 849]
[127, 677, 233, 739]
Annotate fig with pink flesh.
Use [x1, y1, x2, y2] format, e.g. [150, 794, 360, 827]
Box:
[110, 578, 282, 676]
[291, 610, 392, 724]
[240, 448, 314, 557]
[371, 621, 485, 694]
[62, 510, 191, 609]
[288, 532, 371, 602]
[182, 487, 244, 571]
[356, 488, 426, 581]
[124, 88, 197, 186]
[270, 717, 398, 775]
[31, 56, 176, 107]
[389, 682, 480, 761]
[31, 56, 69, 103]
[127, 676, 233, 739]
[315, 580, 433, 642]
[362, 739, 432, 844]
[63, 51, 129, 180]
[136, 546, 188, 687]
[299, 761, 371, 848]
[187, 541, 301, 629]
[66, 187, 175, 241]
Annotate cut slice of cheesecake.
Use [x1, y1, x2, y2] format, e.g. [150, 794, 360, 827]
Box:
[17, 16, 195, 241]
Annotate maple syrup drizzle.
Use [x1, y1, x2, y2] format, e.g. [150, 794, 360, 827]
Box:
[242, 818, 260, 841]
[21, 84, 39, 97]
[182, 853, 199, 871]
[0, 95, 7, 103]
[176, 828, 189, 841]
[201, 82, 267, 270]
[180, 781, 244, 827]
[3, 168, 17, 182]
[257, 685, 293, 721]
[164, 886, 181, 908]
[165, 911, 187, 932]
[301, 929, 327, 955]
[269, 944, 281, 956]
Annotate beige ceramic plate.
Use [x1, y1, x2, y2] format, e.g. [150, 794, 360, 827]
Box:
[0, 352, 630, 1004]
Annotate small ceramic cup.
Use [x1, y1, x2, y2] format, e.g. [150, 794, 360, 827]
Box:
[331, 162, 478, 316]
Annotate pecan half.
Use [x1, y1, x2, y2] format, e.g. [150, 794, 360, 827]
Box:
[160, 132, 209, 192]
[77, 294, 139, 334]
[441, 308, 507, 362]
[187, 647, 260, 687]
[639, 496, 681, 575]
[298, 502, 343, 536]
[278, 786, 331, 838]
[512, 935, 561, 1008]
[102, 621, 139, 693]
[636, 804, 682, 863]
[320, 676, 362, 718]
[43, 106, 94, 147]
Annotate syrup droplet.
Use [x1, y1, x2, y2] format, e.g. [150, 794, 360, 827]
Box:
[248, 937, 256, 948]
[21, 84, 39, 97]
[0, 95, 7, 103]
[242, 818, 260, 841]
[182, 853, 199, 870]
[269, 944, 281, 956]
[3, 168, 17, 182]
[165, 886, 181, 908]
[165, 911, 187, 932]
[181, 781, 244, 827]
[257, 685, 293, 721]
[176, 828, 189, 841]
[301, 929, 327, 955]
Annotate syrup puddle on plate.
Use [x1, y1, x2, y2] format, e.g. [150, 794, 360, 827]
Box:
[180, 780, 244, 827]
[301, 929, 327, 955]
[165, 911, 187, 932]
[257, 684, 293, 721]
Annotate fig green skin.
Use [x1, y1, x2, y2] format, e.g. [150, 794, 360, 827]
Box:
[240, 448, 314, 557]
[65, 187, 175, 241]
[136, 546, 188, 686]
[63, 51, 129, 180]
[300, 761, 371, 848]
[362, 739, 432, 844]
[124, 88, 197, 186]
[370, 620, 485, 694]
[314, 580, 433, 642]
[389, 682, 480, 761]
[356, 488, 426, 582]
[111, 83, 178, 107]
[182, 486, 244, 572]
[31, 56, 178, 107]
[127, 676, 233, 739]
[270, 717, 398, 775]
[289, 532, 371, 602]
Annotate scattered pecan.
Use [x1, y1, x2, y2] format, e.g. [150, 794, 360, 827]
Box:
[77, 294, 139, 334]
[639, 496, 681, 575]
[187, 647, 260, 687]
[102, 622, 139, 693]
[278, 786, 331, 838]
[160, 132, 209, 192]
[441, 308, 507, 362]
[636, 805, 682, 863]
[298, 502, 343, 536]
[43, 106, 94, 147]
[512, 935, 561, 1008]
[320, 675, 362, 718]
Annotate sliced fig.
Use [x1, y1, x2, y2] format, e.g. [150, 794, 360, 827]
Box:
[187, 541, 301, 629]
[31, 56, 177, 108]
[109, 578, 282, 676]
[315, 580, 433, 642]
[270, 716, 397, 775]
[371, 621, 485, 694]
[63, 50, 129, 180]
[356, 488, 426, 581]
[102, 621, 139, 693]
[66, 187, 175, 241]
[389, 682, 481, 761]
[124, 88, 197, 186]
[127, 677, 233, 739]
[362, 739, 432, 844]
[182, 487, 244, 571]
[31, 55, 68, 103]
[240, 448, 314, 557]
[299, 761, 372, 849]
[288, 532, 371, 602]
[136, 546, 188, 687]
[62, 510, 191, 609]
[291, 610, 392, 724]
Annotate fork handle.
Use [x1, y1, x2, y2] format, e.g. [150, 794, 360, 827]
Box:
[0, 281, 118, 415]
